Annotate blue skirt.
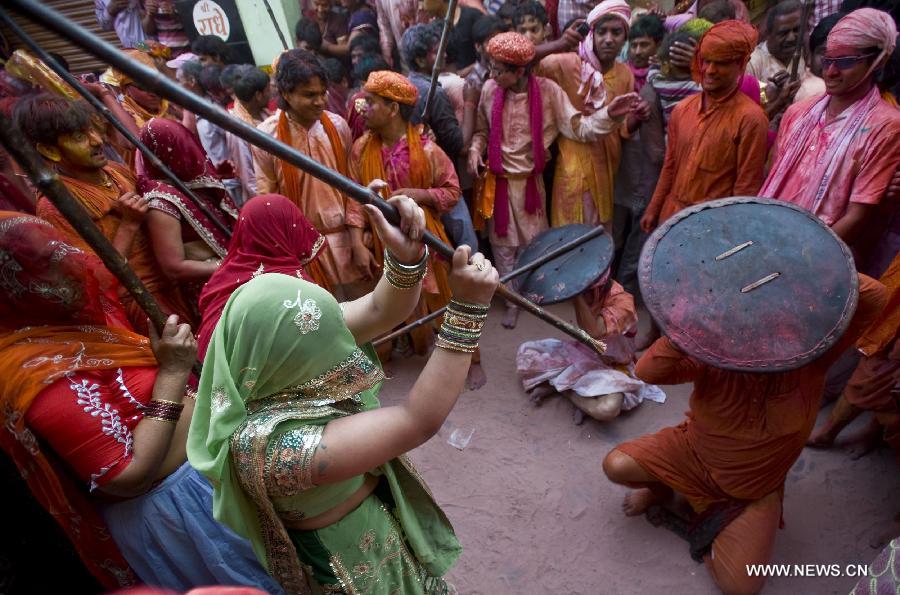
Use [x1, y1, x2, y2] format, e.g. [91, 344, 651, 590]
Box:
[100, 462, 283, 593]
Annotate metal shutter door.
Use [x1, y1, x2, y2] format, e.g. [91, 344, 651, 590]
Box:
[2, 0, 123, 74]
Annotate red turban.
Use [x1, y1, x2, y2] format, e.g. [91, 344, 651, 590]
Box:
[364, 70, 419, 105]
[691, 19, 758, 83]
[486, 32, 536, 67]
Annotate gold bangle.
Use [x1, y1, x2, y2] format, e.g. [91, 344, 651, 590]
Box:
[142, 413, 178, 424]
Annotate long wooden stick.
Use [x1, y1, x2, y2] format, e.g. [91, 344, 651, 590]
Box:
[261, 0, 290, 51]
[0, 112, 203, 376]
[7, 0, 605, 355]
[421, 0, 458, 123]
[789, 0, 812, 81]
[374, 225, 609, 348]
[0, 7, 233, 239]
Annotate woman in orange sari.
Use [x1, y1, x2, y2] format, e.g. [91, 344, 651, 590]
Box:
[0, 212, 283, 592]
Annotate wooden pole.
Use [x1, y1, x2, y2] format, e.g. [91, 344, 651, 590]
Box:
[421, 0, 459, 123]
[789, 0, 812, 81]
[374, 225, 610, 348]
[261, 0, 290, 51]
[0, 7, 233, 239]
[0, 112, 202, 376]
[6, 0, 605, 356]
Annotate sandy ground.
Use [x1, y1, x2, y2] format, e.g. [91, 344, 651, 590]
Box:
[378, 302, 900, 595]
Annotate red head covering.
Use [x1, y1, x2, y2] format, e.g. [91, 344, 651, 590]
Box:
[0, 213, 124, 328]
[138, 117, 225, 185]
[0, 212, 154, 589]
[487, 32, 536, 66]
[136, 118, 237, 257]
[691, 20, 758, 84]
[196, 195, 325, 358]
[364, 70, 419, 105]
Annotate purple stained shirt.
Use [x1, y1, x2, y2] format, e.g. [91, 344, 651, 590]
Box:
[94, 0, 146, 48]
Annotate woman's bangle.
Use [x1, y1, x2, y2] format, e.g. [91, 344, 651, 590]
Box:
[142, 398, 184, 423]
[435, 299, 488, 354]
[384, 247, 428, 289]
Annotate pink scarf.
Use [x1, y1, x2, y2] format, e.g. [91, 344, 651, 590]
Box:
[488, 74, 545, 237]
[761, 85, 883, 214]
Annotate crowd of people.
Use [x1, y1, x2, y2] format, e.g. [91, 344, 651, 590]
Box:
[0, 0, 899, 592]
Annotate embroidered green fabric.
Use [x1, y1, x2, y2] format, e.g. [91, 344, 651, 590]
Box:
[187, 274, 460, 594]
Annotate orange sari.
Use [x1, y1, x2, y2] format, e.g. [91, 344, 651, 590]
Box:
[0, 212, 157, 588]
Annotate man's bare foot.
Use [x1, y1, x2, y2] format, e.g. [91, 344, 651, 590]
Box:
[466, 363, 487, 391]
[807, 420, 840, 448]
[623, 488, 664, 517]
[501, 305, 520, 329]
[847, 419, 883, 460]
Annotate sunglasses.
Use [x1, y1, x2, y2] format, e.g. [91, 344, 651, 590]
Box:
[821, 52, 876, 71]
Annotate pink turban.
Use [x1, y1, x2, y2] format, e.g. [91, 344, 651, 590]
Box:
[578, 0, 632, 111]
[827, 8, 897, 74]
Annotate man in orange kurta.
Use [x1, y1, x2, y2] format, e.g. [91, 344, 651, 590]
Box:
[808, 253, 900, 458]
[253, 49, 372, 301]
[14, 94, 194, 331]
[534, 0, 637, 227]
[603, 275, 887, 595]
[639, 21, 768, 234]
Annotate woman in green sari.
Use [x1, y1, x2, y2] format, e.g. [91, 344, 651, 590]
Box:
[187, 196, 499, 594]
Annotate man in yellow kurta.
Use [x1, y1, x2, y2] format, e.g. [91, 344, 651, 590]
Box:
[253, 49, 373, 301]
[534, 0, 638, 227]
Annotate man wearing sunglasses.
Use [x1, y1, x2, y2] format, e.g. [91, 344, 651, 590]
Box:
[761, 8, 900, 254]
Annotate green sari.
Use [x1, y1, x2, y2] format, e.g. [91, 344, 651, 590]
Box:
[187, 274, 461, 594]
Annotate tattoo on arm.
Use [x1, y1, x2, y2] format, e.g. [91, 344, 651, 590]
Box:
[317, 460, 328, 476]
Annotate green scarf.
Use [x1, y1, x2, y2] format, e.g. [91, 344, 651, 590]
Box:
[187, 273, 460, 593]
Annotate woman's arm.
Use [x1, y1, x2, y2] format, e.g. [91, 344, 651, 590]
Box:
[342, 195, 428, 344]
[100, 315, 196, 497]
[146, 209, 220, 281]
[311, 245, 499, 484]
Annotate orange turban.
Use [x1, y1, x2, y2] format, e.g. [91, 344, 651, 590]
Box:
[691, 19, 758, 83]
[100, 49, 159, 88]
[486, 32, 536, 67]
[364, 70, 419, 105]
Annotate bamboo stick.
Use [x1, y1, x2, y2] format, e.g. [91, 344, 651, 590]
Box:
[421, 0, 459, 123]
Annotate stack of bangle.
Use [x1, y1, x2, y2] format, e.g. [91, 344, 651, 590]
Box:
[384, 247, 428, 289]
[435, 299, 489, 354]
[142, 399, 184, 424]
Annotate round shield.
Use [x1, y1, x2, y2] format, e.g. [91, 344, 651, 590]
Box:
[638, 197, 858, 372]
[514, 224, 613, 305]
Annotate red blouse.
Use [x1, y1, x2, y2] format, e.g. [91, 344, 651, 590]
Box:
[25, 367, 158, 491]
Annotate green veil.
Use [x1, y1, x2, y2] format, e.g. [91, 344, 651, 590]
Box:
[187, 273, 460, 593]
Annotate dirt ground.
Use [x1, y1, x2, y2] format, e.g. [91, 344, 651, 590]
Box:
[378, 302, 900, 595]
